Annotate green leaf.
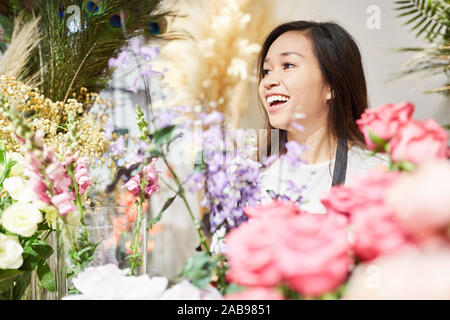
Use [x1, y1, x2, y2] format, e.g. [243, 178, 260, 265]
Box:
[152, 125, 178, 147]
[367, 128, 387, 147]
[399, 161, 416, 172]
[32, 241, 54, 260]
[180, 252, 218, 289]
[148, 194, 177, 227]
[0, 269, 23, 294]
[0, 143, 6, 166]
[37, 262, 55, 292]
[193, 151, 206, 172]
[0, 269, 31, 299]
[224, 283, 246, 295]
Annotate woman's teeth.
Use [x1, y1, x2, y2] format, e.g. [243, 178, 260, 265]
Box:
[267, 95, 290, 106]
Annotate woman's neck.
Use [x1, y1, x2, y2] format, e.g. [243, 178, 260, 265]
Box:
[286, 126, 337, 165]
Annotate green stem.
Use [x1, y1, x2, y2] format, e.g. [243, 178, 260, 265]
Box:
[67, 167, 88, 240]
[161, 157, 210, 255]
[130, 197, 143, 275]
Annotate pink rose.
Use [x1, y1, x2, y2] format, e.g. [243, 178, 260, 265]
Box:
[321, 184, 361, 216]
[322, 168, 400, 216]
[278, 212, 351, 297]
[122, 175, 141, 197]
[51, 192, 75, 216]
[389, 119, 448, 165]
[351, 204, 409, 261]
[226, 200, 352, 297]
[356, 102, 414, 150]
[225, 287, 284, 300]
[385, 159, 450, 241]
[225, 217, 284, 287]
[243, 200, 301, 220]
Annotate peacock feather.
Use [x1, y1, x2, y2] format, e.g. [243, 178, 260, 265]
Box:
[0, 0, 179, 103]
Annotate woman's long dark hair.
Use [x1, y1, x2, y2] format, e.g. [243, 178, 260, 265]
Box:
[258, 20, 368, 160]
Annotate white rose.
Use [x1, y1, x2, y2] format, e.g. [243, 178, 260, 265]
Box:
[1, 202, 43, 237]
[3, 177, 35, 203]
[8, 152, 27, 177]
[0, 233, 24, 269]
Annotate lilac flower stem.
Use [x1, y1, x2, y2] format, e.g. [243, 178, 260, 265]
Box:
[161, 156, 211, 255]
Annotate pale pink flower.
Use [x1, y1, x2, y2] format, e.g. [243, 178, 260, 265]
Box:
[385, 159, 450, 241]
[343, 247, 450, 300]
[28, 173, 50, 204]
[356, 102, 414, 150]
[51, 192, 75, 216]
[122, 175, 141, 197]
[389, 119, 448, 165]
[143, 159, 161, 198]
[74, 157, 92, 195]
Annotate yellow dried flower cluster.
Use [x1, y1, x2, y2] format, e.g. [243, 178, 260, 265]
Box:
[0, 75, 111, 158]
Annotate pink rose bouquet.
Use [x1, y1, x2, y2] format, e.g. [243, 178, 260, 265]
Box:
[225, 200, 352, 298]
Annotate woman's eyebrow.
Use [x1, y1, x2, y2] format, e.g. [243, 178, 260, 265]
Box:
[264, 51, 304, 63]
[280, 51, 304, 58]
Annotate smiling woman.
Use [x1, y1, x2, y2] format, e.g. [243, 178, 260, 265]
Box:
[257, 21, 388, 213]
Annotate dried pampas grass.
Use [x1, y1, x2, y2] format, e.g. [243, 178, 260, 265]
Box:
[154, 0, 279, 128]
[0, 12, 41, 87]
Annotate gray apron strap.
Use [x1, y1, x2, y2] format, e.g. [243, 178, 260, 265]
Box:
[331, 137, 348, 187]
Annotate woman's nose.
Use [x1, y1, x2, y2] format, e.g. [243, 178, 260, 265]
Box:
[263, 74, 280, 89]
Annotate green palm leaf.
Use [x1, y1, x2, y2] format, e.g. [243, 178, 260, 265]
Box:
[394, 0, 449, 42]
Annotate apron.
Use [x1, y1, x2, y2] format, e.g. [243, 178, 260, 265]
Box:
[331, 137, 348, 186]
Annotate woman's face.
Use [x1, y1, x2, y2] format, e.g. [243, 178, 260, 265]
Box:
[258, 31, 332, 131]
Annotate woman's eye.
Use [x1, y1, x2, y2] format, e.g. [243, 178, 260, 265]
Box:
[262, 69, 271, 76]
[283, 63, 295, 69]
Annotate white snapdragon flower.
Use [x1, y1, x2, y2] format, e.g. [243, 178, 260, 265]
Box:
[210, 225, 227, 255]
[7, 152, 27, 177]
[1, 202, 43, 237]
[3, 177, 35, 203]
[0, 233, 23, 269]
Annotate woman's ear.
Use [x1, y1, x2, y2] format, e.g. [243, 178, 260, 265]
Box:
[325, 85, 333, 101]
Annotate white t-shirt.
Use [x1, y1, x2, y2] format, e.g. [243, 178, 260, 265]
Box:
[259, 146, 389, 213]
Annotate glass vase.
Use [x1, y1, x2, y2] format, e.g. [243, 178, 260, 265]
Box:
[58, 206, 148, 297]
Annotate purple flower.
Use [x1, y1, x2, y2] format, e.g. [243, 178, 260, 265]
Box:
[140, 46, 160, 61]
[185, 172, 204, 192]
[109, 51, 130, 69]
[104, 123, 114, 139]
[127, 78, 138, 94]
[140, 65, 161, 77]
[111, 135, 125, 156]
[203, 111, 224, 126]
[282, 140, 307, 167]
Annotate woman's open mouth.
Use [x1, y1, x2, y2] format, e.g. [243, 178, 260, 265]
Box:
[266, 95, 290, 112]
